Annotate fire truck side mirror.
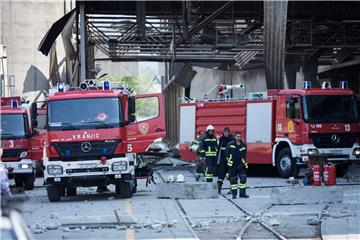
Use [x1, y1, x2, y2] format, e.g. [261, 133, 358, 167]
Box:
[31, 102, 38, 128]
[130, 114, 136, 123]
[286, 99, 296, 119]
[128, 96, 136, 122]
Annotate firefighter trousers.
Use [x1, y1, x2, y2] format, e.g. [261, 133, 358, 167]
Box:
[229, 165, 247, 196]
[195, 156, 204, 181]
[217, 157, 228, 191]
[205, 156, 217, 182]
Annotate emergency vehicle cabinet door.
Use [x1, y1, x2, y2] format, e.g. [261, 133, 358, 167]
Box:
[125, 93, 166, 153]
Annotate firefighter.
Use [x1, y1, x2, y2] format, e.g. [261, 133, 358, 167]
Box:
[217, 127, 233, 193]
[227, 131, 249, 199]
[200, 125, 218, 182]
[191, 131, 205, 181]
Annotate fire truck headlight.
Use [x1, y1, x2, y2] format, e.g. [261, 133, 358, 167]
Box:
[112, 161, 128, 171]
[20, 164, 29, 169]
[19, 151, 28, 158]
[353, 148, 360, 156]
[307, 149, 319, 155]
[47, 165, 63, 175]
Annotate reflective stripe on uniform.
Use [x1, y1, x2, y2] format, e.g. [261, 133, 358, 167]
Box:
[230, 184, 238, 190]
[240, 147, 246, 151]
[205, 168, 213, 179]
[205, 153, 217, 157]
[218, 179, 224, 183]
[227, 154, 233, 166]
[230, 145, 236, 149]
[238, 183, 246, 189]
[221, 147, 226, 150]
[205, 139, 217, 142]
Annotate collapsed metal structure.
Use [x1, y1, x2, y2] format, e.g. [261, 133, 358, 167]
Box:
[39, 1, 360, 142]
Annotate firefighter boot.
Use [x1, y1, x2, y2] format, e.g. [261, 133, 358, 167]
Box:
[239, 188, 249, 198]
[217, 181, 223, 194]
[232, 190, 237, 199]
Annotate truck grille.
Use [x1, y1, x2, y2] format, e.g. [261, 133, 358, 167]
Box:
[2, 149, 26, 159]
[309, 133, 358, 148]
[51, 140, 119, 160]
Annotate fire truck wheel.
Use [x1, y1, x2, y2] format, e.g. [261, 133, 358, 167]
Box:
[47, 186, 61, 202]
[115, 183, 121, 195]
[14, 175, 24, 188]
[24, 174, 35, 190]
[66, 186, 77, 196]
[60, 187, 66, 196]
[276, 148, 297, 178]
[335, 163, 349, 177]
[120, 181, 133, 198]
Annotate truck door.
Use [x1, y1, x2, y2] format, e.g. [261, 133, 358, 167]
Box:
[29, 101, 47, 161]
[285, 96, 302, 143]
[125, 93, 166, 153]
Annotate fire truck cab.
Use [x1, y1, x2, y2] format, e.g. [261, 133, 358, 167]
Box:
[0, 97, 45, 190]
[42, 82, 165, 202]
[179, 81, 360, 178]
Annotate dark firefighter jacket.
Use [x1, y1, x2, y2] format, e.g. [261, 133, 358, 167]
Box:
[200, 134, 218, 158]
[226, 140, 247, 169]
[217, 134, 234, 163]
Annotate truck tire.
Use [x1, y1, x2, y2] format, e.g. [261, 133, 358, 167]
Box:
[14, 175, 24, 188]
[120, 181, 133, 198]
[47, 186, 61, 202]
[24, 174, 35, 190]
[335, 163, 349, 177]
[66, 186, 77, 196]
[115, 183, 121, 195]
[276, 148, 298, 178]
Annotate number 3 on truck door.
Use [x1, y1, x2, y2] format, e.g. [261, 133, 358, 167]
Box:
[345, 124, 351, 132]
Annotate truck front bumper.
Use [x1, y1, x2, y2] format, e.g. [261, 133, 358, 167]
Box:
[3, 159, 36, 174]
[45, 173, 133, 187]
[295, 144, 360, 162]
[44, 156, 135, 187]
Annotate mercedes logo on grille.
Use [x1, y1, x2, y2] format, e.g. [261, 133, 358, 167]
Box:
[81, 142, 92, 152]
[331, 134, 340, 144]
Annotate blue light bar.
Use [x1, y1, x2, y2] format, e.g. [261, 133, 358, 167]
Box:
[11, 100, 18, 108]
[102, 148, 108, 155]
[65, 150, 70, 157]
[303, 81, 311, 89]
[339, 81, 348, 89]
[103, 80, 110, 90]
[57, 83, 65, 92]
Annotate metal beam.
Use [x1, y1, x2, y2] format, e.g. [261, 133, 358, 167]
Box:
[136, 1, 146, 40]
[176, 1, 233, 45]
[79, 2, 87, 81]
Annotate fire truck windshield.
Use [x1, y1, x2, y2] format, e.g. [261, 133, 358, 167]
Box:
[302, 95, 359, 123]
[47, 97, 122, 130]
[0, 114, 29, 139]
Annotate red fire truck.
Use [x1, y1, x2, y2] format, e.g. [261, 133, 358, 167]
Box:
[42, 81, 165, 201]
[178, 82, 360, 178]
[0, 97, 45, 190]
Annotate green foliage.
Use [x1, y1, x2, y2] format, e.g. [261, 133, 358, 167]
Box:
[102, 73, 160, 94]
[101, 72, 161, 121]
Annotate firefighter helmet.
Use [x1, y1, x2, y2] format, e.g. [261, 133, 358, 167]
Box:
[176, 174, 185, 183]
[166, 175, 175, 183]
[206, 125, 215, 131]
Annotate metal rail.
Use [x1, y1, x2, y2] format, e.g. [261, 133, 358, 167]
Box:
[156, 171, 200, 240]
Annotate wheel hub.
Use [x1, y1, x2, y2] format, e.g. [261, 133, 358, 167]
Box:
[280, 156, 291, 172]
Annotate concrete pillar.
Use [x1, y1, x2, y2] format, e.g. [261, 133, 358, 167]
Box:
[264, 0, 288, 89]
